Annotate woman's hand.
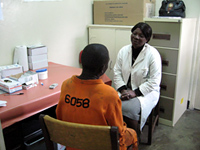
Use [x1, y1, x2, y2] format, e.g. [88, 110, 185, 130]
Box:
[120, 89, 137, 100]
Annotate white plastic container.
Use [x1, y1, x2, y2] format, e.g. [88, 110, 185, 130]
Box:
[36, 68, 48, 80]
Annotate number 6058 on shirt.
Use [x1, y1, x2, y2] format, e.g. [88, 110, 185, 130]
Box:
[65, 94, 90, 108]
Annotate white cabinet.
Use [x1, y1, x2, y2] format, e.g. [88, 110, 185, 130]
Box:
[88, 18, 196, 127]
[88, 25, 132, 86]
[144, 18, 196, 126]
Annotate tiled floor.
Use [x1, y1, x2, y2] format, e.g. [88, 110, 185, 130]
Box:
[139, 109, 200, 150]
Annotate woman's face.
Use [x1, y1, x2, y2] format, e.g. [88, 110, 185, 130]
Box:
[131, 28, 147, 49]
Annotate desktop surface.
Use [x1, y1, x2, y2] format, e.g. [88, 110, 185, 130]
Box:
[0, 62, 111, 129]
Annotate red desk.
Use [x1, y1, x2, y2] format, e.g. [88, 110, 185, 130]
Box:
[0, 62, 112, 129]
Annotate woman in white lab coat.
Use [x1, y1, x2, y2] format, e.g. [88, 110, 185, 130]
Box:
[113, 22, 162, 134]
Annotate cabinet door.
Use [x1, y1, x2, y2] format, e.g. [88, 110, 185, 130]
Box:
[88, 27, 116, 81]
[115, 29, 132, 54]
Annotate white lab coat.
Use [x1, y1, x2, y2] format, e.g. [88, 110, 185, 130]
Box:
[114, 43, 162, 130]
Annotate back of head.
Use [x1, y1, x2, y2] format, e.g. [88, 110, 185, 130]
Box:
[81, 44, 109, 75]
[131, 22, 152, 43]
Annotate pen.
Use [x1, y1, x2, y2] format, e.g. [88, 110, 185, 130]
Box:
[4, 93, 24, 96]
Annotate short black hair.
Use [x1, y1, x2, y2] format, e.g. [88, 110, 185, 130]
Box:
[81, 44, 109, 73]
[131, 22, 152, 43]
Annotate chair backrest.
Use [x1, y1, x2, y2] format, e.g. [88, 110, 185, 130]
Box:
[79, 50, 83, 64]
[39, 114, 119, 150]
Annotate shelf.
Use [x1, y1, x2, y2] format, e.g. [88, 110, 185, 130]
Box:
[144, 17, 182, 23]
[88, 24, 133, 29]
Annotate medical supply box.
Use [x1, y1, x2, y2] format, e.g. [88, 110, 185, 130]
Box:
[0, 64, 23, 78]
[27, 45, 48, 56]
[27, 45, 48, 70]
[0, 78, 22, 93]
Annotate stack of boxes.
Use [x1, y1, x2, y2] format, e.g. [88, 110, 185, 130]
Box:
[27, 45, 48, 70]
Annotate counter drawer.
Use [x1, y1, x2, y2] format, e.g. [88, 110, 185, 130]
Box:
[157, 48, 178, 74]
[159, 97, 174, 121]
[160, 74, 176, 98]
[146, 21, 180, 48]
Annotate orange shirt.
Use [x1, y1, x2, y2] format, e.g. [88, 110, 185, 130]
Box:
[56, 75, 137, 150]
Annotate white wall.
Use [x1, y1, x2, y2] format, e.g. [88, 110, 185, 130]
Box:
[0, 0, 93, 67]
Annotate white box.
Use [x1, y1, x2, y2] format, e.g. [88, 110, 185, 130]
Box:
[0, 64, 23, 78]
[29, 60, 48, 70]
[27, 45, 48, 56]
[0, 78, 22, 93]
[28, 54, 48, 63]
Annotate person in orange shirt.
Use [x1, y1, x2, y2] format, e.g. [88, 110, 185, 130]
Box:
[56, 44, 138, 150]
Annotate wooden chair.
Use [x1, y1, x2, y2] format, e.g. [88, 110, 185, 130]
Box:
[141, 100, 160, 145]
[39, 114, 119, 150]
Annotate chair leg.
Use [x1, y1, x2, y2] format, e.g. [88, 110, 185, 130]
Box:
[148, 110, 153, 145]
[39, 114, 55, 150]
[155, 101, 160, 126]
[147, 101, 160, 145]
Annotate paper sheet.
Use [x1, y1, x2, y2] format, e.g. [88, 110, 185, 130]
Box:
[57, 144, 66, 150]
[0, 100, 7, 107]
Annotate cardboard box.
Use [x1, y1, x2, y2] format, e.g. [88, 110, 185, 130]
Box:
[93, 0, 155, 26]
[0, 78, 22, 93]
[27, 45, 48, 56]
